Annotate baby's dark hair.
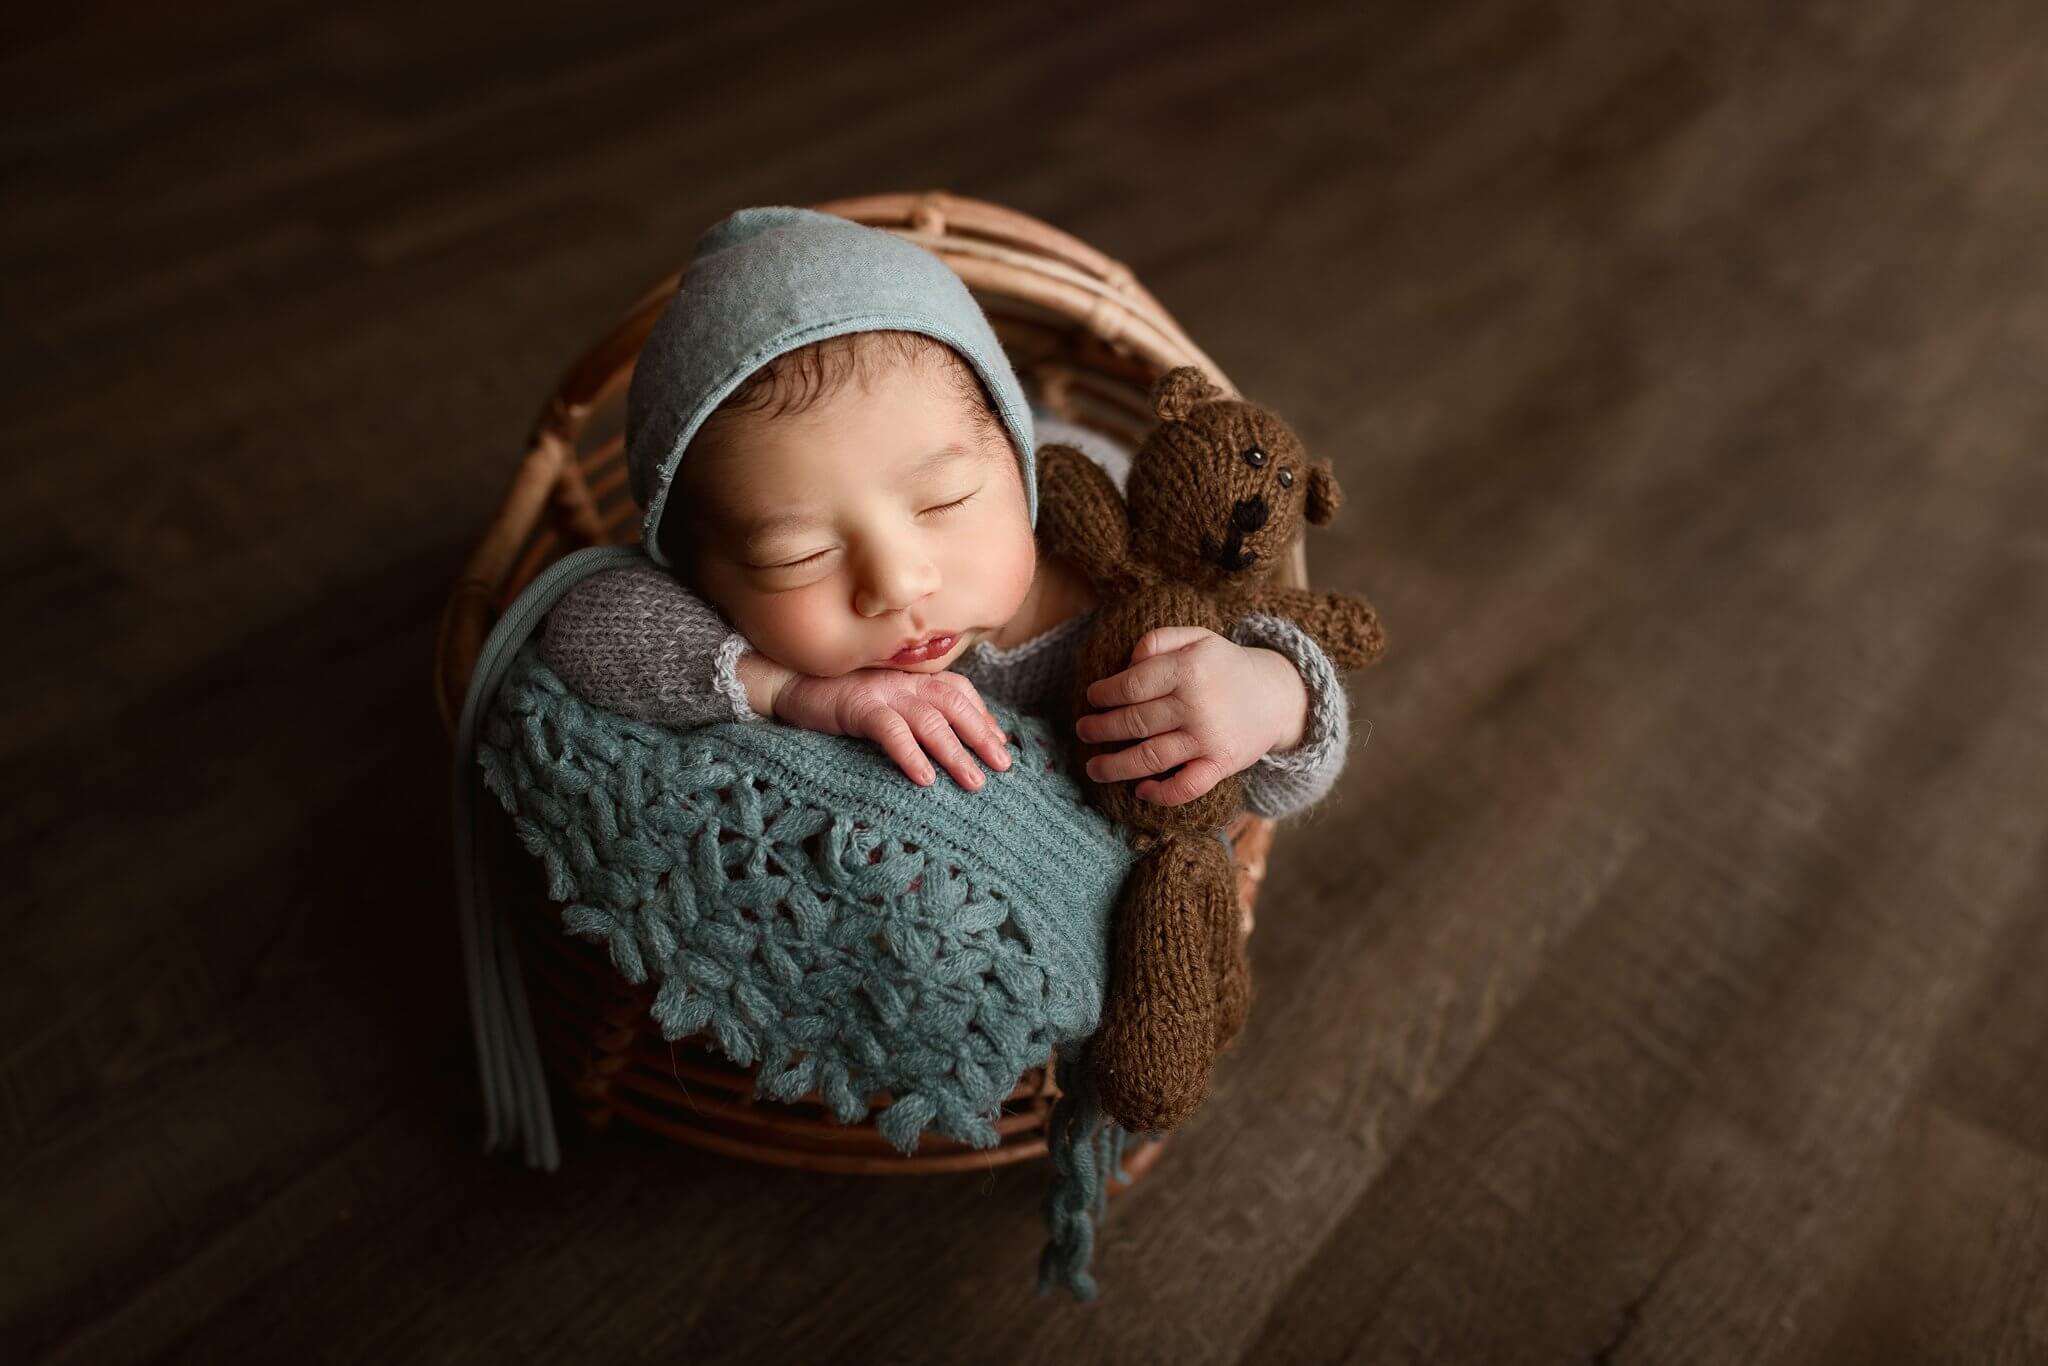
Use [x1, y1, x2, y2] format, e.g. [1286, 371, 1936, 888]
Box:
[655, 329, 1014, 575]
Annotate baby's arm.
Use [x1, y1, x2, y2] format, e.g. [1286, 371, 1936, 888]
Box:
[539, 562, 1010, 790]
[539, 562, 762, 726]
[1224, 615, 1352, 817]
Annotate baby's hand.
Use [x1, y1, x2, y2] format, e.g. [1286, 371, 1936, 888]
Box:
[773, 668, 1014, 791]
[1075, 626, 1307, 807]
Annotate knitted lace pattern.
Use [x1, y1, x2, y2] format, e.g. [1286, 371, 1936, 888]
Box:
[476, 642, 1137, 1156]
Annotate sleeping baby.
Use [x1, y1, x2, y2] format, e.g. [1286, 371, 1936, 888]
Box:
[537, 208, 1352, 819]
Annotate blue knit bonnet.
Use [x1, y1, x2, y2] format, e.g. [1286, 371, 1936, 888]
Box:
[626, 205, 1039, 567]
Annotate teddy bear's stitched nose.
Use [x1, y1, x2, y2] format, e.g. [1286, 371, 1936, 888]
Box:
[1200, 495, 1270, 572]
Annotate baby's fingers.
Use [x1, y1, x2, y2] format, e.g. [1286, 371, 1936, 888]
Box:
[903, 702, 987, 791]
[1136, 755, 1229, 807]
[933, 680, 1012, 773]
[1086, 731, 1203, 784]
[862, 709, 937, 786]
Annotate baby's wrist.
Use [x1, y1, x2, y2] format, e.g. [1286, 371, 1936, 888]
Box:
[1248, 645, 1309, 754]
[736, 649, 797, 721]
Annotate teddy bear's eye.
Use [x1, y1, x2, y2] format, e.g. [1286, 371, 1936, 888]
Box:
[1277, 468, 1295, 489]
[1242, 446, 1268, 468]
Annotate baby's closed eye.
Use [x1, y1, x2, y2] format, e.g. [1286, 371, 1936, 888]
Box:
[916, 488, 979, 519]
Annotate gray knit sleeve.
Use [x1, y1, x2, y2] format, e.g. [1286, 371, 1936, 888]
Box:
[1227, 614, 1352, 819]
[537, 562, 765, 727]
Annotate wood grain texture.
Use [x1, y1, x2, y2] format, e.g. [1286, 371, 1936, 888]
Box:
[4, 0, 2045, 1361]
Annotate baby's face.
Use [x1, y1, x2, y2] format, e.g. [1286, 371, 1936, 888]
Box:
[680, 356, 1037, 678]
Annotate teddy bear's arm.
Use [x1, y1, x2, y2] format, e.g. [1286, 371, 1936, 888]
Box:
[1232, 586, 1388, 672]
[1035, 442, 1132, 586]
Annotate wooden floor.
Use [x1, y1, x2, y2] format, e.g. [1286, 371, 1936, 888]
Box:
[5, 1, 2046, 1361]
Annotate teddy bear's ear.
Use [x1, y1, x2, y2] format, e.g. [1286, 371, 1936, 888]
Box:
[1150, 366, 1225, 423]
[1306, 461, 1344, 525]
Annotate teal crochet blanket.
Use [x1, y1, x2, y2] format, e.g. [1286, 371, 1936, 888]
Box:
[476, 641, 1141, 1296]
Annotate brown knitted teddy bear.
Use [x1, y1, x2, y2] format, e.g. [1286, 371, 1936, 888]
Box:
[1037, 366, 1387, 1133]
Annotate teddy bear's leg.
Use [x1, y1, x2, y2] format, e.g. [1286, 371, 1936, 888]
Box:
[1209, 860, 1253, 1053]
[1091, 835, 1233, 1134]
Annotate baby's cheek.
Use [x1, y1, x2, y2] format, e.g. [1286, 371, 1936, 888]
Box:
[977, 511, 1039, 619]
[735, 586, 862, 676]
[992, 539, 1037, 613]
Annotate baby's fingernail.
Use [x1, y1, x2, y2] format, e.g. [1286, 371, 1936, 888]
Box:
[966, 772, 983, 789]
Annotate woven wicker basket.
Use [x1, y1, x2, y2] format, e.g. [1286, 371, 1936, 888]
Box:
[435, 191, 1307, 1183]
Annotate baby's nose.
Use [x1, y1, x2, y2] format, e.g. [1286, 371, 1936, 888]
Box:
[854, 554, 940, 617]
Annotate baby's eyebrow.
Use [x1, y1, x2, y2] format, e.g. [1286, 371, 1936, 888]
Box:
[900, 441, 988, 483]
[740, 510, 825, 551]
